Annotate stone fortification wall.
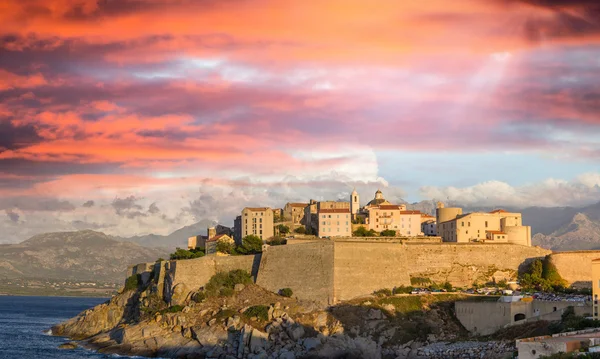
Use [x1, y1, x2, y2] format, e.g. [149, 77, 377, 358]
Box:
[547, 251, 600, 287]
[143, 242, 563, 305]
[256, 241, 334, 305]
[333, 242, 552, 302]
[164, 254, 258, 303]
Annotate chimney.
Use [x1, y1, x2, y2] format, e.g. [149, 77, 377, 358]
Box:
[208, 227, 216, 239]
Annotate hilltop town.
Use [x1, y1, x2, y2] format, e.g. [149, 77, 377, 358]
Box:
[51, 190, 600, 359]
[186, 189, 533, 255]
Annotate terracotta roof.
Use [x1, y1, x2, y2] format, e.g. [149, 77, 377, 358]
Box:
[245, 207, 270, 211]
[377, 205, 400, 210]
[400, 210, 421, 215]
[486, 230, 506, 235]
[490, 209, 507, 214]
[318, 208, 350, 214]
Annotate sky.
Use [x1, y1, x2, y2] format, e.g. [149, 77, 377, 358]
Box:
[1, 0, 600, 242]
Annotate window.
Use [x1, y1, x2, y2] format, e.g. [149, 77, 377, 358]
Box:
[259, 218, 262, 223]
[461, 222, 464, 227]
[260, 224, 262, 228]
[260, 230, 263, 234]
[328, 215, 331, 218]
[485, 221, 488, 228]
[322, 215, 326, 218]
[322, 221, 326, 225]
[468, 222, 470, 227]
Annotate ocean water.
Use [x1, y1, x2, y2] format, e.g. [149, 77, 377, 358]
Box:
[0, 295, 142, 359]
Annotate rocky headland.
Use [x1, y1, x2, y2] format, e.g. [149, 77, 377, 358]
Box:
[51, 278, 514, 359]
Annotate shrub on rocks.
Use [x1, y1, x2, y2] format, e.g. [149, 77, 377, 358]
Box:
[205, 269, 253, 297]
[124, 274, 140, 291]
[373, 288, 393, 297]
[279, 288, 293, 297]
[243, 305, 270, 321]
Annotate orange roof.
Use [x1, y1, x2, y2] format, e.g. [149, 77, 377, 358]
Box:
[489, 209, 507, 214]
[245, 207, 270, 211]
[319, 208, 350, 214]
[400, 210, 421, 215]
[486, 230, 506, 235]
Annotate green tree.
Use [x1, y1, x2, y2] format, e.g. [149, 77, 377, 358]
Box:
[380, 229, 396, 237]
[267, 236, 287, 246]
[294, 227, 306, 234]
[277, 224, 290, 235]
[216, 241, 234, 254]
[237, 235, 263, 254]
[279, 288, 293, 297]
[169, 248, 205, 260]
[353, 226, 377, 237]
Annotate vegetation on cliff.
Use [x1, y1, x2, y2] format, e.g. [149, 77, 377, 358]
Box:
[519, 256, 568, 292]
[353, 226, 377, 237]
[169, 247, 205, 260]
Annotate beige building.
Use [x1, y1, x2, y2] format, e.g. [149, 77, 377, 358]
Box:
[305, 200, 350, 234]
[317, 208, 351, 238]
[593, 259, 600, 319]
[436, 202, 532, 246]
[363, 205, 422, 236]
[283, 202, 307, 228]
[240, 207, 274, 241]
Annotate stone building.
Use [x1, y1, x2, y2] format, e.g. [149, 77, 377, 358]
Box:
[305, 200, 350, 234]
[436, 202, 532, 246]
[317, 208, 351, 237]
[240, 207, 274, 241]
[283, 202, 308, 228]
[351, 190, 424, 236]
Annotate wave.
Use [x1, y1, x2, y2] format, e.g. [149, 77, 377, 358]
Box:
[43, 329, 53, 336]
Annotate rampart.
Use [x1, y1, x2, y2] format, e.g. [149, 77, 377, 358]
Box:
[332, 242, 551, 302]
[546, 251, 600, 287]
[145, 241, 555, 305]
[256, 241, 334, 304]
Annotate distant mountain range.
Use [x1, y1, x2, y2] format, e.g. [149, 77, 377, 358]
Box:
[112, 219, 215, 249]
[0, 230, 169, 283]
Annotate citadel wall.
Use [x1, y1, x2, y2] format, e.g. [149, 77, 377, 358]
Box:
[256, 241, 335, 304]
[546, 251, 600, 287]
[152, 242, 564, 305]
[332, 242, 551, 302]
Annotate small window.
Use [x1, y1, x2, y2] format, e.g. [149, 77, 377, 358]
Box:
[485, 221, 488, 227]
[461, 222, 464, 227]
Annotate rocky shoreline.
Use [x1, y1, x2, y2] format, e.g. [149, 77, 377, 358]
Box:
[51, 283, 514, 359]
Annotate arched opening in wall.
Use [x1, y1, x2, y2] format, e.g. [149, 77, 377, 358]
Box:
[514, 313, 526, 322]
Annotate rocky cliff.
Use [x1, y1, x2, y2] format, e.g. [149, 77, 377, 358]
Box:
[52, 282, 513, 359]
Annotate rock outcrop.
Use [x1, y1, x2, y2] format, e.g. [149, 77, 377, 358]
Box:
[52, 282, 515, 359]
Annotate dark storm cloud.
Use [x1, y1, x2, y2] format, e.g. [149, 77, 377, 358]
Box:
[0, 159, 122, 178]
[499, 0, 600, 41]
[6, 209, 20, 223]
[82, 200, 95, 207]
[0, 121, 43, 152]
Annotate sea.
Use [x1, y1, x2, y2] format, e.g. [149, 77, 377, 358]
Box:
[0, 295, 144, 359]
